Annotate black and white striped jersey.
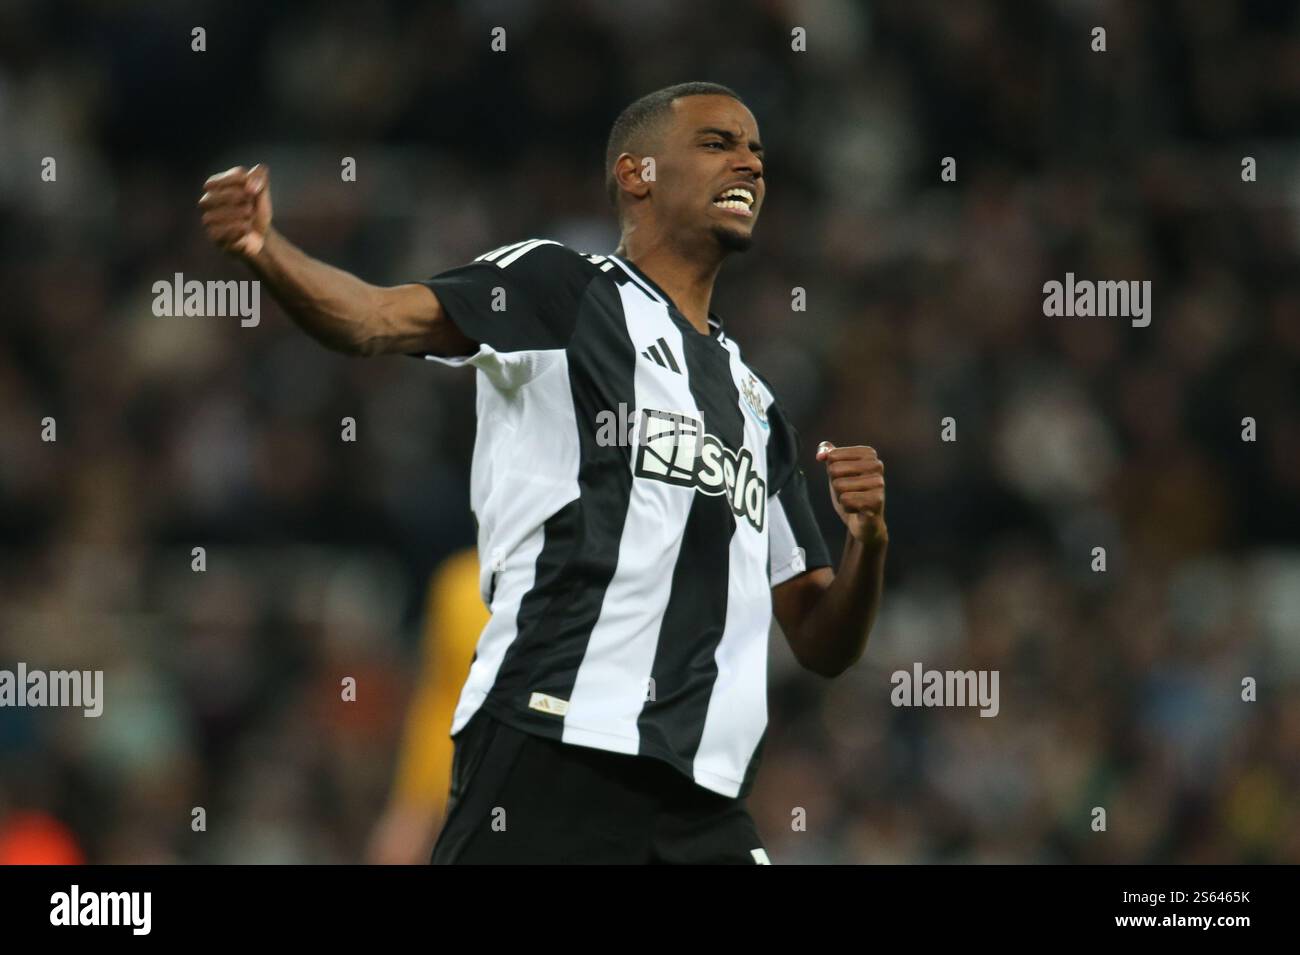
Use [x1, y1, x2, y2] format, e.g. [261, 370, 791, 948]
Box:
[419, 238, 831, 798]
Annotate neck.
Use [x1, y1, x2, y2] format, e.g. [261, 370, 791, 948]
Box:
[615, 229, 724, 335]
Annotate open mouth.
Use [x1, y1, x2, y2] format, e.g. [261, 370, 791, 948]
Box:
[712, 186, 755, 217]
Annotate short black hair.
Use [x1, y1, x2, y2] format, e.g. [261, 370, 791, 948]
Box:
[604, 82, 742, 208]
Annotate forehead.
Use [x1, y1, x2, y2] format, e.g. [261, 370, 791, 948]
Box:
[667, 95, 759, 139]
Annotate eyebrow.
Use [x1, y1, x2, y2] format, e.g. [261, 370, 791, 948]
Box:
[696, 127, 764, 153]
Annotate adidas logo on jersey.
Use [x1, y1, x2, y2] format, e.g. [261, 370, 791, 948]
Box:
[641, 337, 681, 374]
[634, 408, 767, 531]
[528, 691, 570, 716]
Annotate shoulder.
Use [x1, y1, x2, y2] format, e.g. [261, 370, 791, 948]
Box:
[427, 239, 608, 325]
[466, 238, 603, 283]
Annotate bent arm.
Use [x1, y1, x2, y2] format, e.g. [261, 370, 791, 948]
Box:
[772, 533, 887, 678]
[247, 228, 476, 358]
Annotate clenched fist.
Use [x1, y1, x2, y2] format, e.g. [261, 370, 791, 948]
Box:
[198, 164, 272, 258]
[816, 442, 887, 546]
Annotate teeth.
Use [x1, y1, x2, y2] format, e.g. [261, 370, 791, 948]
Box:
[714, 200, 751, 212]
[716, 187, 754, 205]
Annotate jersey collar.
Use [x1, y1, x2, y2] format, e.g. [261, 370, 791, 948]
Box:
[611, 254, 725, 339]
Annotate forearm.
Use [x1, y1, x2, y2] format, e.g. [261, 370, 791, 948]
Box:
[245, 227, 386, 355]
[792, 532, 887, 678]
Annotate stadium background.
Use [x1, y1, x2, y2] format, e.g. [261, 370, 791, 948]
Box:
[2, 0, 1298, 863]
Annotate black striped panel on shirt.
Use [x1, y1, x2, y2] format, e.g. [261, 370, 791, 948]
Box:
[636, 323, 745, 766]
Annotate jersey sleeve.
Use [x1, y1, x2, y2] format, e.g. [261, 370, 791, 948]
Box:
[764, 396, 832, 587]
[416, 239, 595, 386]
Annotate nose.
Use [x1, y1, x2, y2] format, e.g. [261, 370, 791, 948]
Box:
[736, 148, 763, 179]
[732, 149, 762, 187]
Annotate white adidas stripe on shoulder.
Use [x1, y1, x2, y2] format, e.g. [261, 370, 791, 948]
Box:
[475, 239, 533, 262]
[475, 238, 564, 268]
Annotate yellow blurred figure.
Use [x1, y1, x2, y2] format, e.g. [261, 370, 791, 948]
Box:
[367, 548, 487, 864]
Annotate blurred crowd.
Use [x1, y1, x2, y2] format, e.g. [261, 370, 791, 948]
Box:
[1, 0, 1298, 863]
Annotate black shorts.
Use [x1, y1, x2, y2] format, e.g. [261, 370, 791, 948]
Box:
[430, 711, 770, 864]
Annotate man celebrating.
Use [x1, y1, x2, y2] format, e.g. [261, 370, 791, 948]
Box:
[199, 82, 887, 864]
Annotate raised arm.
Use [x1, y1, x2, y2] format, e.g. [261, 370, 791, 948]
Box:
[198, 164, 475, 358]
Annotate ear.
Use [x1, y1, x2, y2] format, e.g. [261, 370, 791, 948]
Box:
[613, 153, 652, 201]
